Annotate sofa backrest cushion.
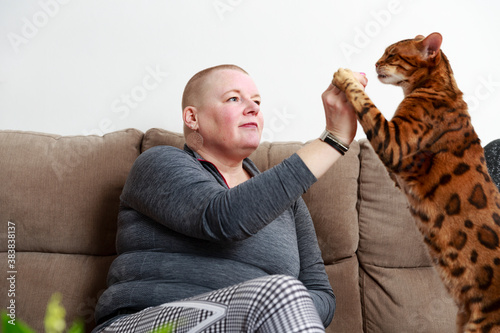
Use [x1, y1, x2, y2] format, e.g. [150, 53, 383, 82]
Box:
[0, 129, 143, 254]
[357, 139, 457, 332]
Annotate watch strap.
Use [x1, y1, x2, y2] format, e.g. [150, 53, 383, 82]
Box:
[319, 130, 349, 155]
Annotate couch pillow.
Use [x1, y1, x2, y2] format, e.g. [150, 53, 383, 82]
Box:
[357, 139, 430, 267]
[0, 129, 143, 255]
[142, 128, 185, 152]
[357, 139, 457, 332]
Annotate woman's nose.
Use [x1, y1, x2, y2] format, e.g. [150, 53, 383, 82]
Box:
[244, 100, 260, 115]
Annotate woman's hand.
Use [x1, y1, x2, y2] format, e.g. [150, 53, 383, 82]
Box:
[296, 71, 368, 180]
[321, 72, 368, 145]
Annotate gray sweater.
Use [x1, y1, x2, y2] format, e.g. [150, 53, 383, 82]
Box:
[95, 145, 336, 327]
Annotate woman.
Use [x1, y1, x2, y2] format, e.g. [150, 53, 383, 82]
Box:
[93, 64, 368, 333]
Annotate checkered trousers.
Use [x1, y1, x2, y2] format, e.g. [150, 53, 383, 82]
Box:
[97, 274, 325, 333]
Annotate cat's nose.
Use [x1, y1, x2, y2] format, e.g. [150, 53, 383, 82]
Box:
[375, 62, 379, 67]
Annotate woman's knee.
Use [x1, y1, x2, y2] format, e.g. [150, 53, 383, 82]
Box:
[267, 274, 307, 290]
[250, 275, 310, 305]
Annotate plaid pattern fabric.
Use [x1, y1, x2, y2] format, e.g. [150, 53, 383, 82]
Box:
[97, 275, 325, 333]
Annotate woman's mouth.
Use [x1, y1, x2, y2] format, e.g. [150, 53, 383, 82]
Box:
[240, 122, 258, 128]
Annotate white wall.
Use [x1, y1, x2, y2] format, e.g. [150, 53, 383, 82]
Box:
[1, 0, 500, 145]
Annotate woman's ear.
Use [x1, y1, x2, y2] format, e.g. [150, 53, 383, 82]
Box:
[183, 106, 199, 131]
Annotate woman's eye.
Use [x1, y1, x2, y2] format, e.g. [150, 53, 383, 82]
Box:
[228, 97, 238, 102]
[254, 100, 261, 106]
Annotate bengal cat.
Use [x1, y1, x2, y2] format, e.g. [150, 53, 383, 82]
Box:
[333, 33, 500, 332]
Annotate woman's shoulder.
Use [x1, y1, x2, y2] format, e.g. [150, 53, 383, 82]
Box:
[142, 144, 185, 156]
[139, 145, 192, 161]
[133, 145, 199, 173]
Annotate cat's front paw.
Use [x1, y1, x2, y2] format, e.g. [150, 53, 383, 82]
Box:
[333, 68, 357, 91]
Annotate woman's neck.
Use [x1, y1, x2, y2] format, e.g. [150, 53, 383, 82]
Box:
[196, 148, 251, 188]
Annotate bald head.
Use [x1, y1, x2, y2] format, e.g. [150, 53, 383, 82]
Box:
[181, 64, 248, 110]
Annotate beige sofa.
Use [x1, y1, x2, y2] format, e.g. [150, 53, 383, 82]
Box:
[0, 128, 458, 332]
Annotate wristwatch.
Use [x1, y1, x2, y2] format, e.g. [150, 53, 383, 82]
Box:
[319, 130, 349, 155]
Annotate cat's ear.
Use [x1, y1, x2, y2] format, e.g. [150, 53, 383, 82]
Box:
[421, 32, 442, 60]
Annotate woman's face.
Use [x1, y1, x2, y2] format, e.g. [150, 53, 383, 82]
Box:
[196, 69, 263, 157]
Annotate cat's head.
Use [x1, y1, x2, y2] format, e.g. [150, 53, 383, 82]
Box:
[375, 32, 443, 90]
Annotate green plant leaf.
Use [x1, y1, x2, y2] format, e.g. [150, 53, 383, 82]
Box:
[1, 311, 35, 333]
[2, 293, 85, 333]
[150, 322, 175, 333]
[44, 293, 66, 333]
[66, 319, 84, 333]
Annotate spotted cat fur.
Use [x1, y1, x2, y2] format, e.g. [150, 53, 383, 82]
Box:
[333, 32, 500, 333]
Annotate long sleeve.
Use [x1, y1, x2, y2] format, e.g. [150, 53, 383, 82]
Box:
[120, 145, 317, 242]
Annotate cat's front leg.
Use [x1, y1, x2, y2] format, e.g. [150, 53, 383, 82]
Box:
[333, 68, 365, 99]
[333, 68, 375, 121]
[333, 68, 401, 171]
[333, 68, 387, 143]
